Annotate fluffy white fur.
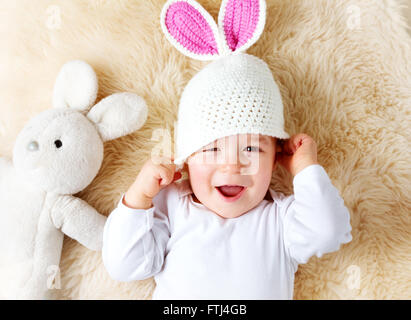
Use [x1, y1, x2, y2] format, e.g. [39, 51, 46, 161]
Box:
[0, 60, 147, 299]
[0, 0, 410, 299]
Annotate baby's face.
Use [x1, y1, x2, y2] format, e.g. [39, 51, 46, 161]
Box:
[187, 134, 278, 219]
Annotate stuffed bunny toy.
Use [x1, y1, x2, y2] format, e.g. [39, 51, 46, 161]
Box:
[0, 60, 148, 299]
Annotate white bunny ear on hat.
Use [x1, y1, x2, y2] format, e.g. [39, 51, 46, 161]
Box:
[160, 0, 226, 61]
[218, 0, 266, 53]
[52, 60, 98, 112]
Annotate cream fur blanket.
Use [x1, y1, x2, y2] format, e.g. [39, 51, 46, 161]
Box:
[0, 0, 410, 299]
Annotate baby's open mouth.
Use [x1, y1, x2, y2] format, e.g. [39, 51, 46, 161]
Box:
[215, 185, 246, 202]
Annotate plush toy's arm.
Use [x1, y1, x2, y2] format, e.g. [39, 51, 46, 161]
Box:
[51, 195, 107, 251]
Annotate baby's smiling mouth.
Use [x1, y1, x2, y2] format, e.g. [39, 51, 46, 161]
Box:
[215, 185, 247, 202]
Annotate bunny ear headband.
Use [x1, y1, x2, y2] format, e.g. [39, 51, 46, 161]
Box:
[160, 0, 266, 61]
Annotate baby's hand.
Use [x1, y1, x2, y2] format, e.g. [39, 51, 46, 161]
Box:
[124, 156, 182, 209]
[276, 133, 319, 177]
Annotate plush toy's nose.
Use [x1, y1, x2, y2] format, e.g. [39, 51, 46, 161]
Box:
[27, 140, 39, 152]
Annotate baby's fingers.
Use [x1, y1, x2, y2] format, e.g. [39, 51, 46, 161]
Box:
[157, 164, 181, 187]
[285, 133, 314, 153]
[158, 167, 172, 186]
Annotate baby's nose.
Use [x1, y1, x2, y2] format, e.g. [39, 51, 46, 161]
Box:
[27, 140, 39, 152]
[219, 162, 242, 174]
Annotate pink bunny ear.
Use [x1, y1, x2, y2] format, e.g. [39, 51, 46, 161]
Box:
[218, 0, 266, 53]
[160, 0, 223, 61]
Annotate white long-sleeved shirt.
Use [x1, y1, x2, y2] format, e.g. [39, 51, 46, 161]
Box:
[102, 164, 352, 299]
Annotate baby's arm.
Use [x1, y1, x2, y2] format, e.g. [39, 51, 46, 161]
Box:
[276, 134, 351, 265]
[102, 195, 170, 281]
[102, 157, 181, 282]
[280, 164, 352, 265]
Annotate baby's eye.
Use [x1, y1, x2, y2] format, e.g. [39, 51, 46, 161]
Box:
[203, 147, 219, 152]
[244, 146, 261, 152]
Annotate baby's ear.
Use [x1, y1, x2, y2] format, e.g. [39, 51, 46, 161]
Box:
[53, 60, 98, 112]
[276, 138, 284, 153]
[87, 93, 148, 142]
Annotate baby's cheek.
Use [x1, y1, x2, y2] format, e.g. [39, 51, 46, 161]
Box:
[188, 163, 213, 193]
[253, 158, 274, 192]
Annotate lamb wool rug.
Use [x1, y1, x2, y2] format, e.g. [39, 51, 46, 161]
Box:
[0, 0, 410, 299]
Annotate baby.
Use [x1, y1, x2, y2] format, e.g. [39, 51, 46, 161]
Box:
[102, 0, 352, 299]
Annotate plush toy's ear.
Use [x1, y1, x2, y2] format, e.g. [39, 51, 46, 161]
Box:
[53, 60, 98, 112]
[160, 0, 224, 61]
[87, 93, 148, 142]
[218, 0, 266, 53]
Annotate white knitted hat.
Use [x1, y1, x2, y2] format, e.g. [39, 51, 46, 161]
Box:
[160, 0, 290, 165]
